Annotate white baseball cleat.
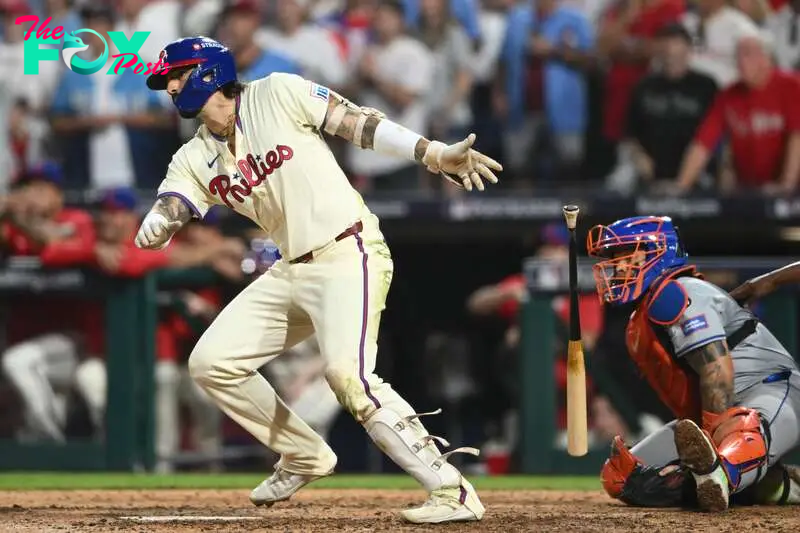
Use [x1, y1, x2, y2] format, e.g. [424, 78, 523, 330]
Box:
[249, 468, 331, 507]
[400, 478, 485, 524]
[674, 419, 730, 512]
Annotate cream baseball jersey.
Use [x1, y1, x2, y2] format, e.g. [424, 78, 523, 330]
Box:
[157, 73, 370, 260]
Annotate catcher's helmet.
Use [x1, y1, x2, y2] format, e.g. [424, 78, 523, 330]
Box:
[586, 216, 687, 305]
[146, 36, 237, 118]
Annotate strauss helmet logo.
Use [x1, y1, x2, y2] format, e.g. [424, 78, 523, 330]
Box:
[61, 30, 109, 75]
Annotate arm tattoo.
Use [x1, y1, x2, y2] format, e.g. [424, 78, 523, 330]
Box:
[684, 340, 735, 414]
[152, 195, 193, 225]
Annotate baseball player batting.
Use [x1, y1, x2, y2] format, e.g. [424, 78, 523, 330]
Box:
[135, 36, 502, 524]
[589, 216, 800, 511]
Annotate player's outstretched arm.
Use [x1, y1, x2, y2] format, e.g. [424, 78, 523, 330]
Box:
[321, 94, 502, 191]
[729, 261, 800, 305]
[684, 340, 735, 416]
[134, 195, 193, 250]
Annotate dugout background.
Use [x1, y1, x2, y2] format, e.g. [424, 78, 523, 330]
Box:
[2, 194, 800, 474]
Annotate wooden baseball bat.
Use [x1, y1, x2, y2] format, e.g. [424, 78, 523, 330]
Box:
[563, 205, 588, 457]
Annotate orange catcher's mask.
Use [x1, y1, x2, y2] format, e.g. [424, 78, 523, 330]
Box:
[587, 216, 687, 305]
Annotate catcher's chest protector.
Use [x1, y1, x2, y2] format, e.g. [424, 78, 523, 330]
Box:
[625, 268, 702, 421]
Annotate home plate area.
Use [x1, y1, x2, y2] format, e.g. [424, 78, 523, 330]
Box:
[0, 489, 798, 532]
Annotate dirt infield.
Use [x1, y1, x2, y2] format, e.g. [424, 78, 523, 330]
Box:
[0, 489, 798, 532]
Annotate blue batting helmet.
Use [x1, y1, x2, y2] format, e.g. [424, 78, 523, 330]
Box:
[146, 36, 237, 118]
[586, 216, 687, 305]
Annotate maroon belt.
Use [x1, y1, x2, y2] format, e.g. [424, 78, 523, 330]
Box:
[290, 221, 363, 264]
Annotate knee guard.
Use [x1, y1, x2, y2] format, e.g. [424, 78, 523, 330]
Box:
[601, 436, 690, 507]
[703, 407, 768, 490]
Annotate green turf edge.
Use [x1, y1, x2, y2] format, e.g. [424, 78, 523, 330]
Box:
[0, 473, 600, 491]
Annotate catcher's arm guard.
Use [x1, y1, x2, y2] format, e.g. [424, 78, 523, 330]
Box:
[601, 436, 691, 507]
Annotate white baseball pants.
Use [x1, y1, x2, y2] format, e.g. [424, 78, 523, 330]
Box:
[189, 215, 419, 475]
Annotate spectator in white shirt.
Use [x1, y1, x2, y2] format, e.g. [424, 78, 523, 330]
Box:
[682, 0, 762, 87]
[465, 0, 509, 176]
[115, 0, 180, 65]
[50, 4, 177, 189]
[348, 0, 433, 191]
[733, 0, 772, 26]
[418, 0, 473, 142]
[768, 0, 800, 70]
[0, 0, 60, 113]
[180, 0, 223, 36]
[256, 0, 347, 89]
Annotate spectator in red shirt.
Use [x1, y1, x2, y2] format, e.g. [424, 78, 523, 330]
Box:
[674, 35, 800, 195]
[0, 162, 96, 442]
[1, 162, 95, 266]
[598, 0, 685, 152]
[87, 189, 246, 278]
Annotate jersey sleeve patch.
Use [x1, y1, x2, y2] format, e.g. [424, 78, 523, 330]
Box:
[310, 82, 329, 102]
[680, 314, 709, 336]
[646, 279, 689, 325]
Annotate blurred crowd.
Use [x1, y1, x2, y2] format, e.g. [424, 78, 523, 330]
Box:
[2, 0, 800, 195]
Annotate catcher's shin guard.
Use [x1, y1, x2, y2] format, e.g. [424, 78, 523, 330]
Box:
[601, 436, 689, 507]
[703, 408, 769, 490]
[676, 409, 769, 512]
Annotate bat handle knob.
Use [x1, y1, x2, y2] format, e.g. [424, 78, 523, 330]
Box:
[563, 205, 580, 230]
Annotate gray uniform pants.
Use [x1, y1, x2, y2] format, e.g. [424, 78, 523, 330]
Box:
[632, 371, 800, 493]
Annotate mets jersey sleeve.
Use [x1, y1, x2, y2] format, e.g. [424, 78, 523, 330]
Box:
[157, 142, 216, 219]
[666, 284, 727, 357]
[265, 73, 331, 130]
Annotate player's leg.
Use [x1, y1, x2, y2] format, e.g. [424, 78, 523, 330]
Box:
[1, 334, 77, 442]
[674, 371, 800, 511]
[289, 376, 341, 442]
[73, 357, 106, 432]
[294, 219, 483, 523]
[179, 366, 222, 470]
[153, 360, 181, 473]
[737, 371, 800, 505]
[187, 261, 336, 491]
[600, 421, 693, 507]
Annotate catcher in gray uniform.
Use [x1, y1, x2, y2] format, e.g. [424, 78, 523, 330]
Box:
[588, 216, 800, 512]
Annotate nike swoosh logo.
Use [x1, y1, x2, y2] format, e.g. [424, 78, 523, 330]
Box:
[207, 154, 220, 168]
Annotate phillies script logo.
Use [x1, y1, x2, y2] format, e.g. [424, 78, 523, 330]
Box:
[16, 16, 170, 76]
[209, 145, 294, 208]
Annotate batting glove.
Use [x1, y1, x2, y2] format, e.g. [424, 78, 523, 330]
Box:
[134, 212, 180, 250]
[422, 133, 503, 192]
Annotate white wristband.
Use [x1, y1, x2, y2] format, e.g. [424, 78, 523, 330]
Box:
[372, 119, 423, 161]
